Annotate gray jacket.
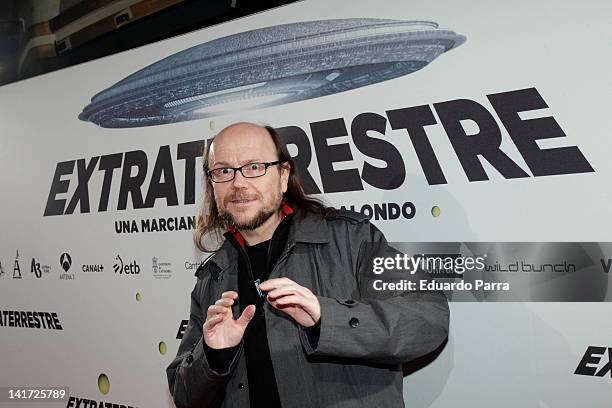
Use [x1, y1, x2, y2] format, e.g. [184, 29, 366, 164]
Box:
[167, 209, 449, 408]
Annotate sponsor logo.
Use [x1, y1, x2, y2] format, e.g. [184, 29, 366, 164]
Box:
[60, 253, 72, 272]
[0, 309, 63, 330]
[30, 258, 51, 278]
[113, 255, 140, 275]
[152, 257, 172, 279]
[13, 250, 21, 279]
[600, 258, 611, 273]
[81, 264, 104, 273]
[574, 346, 611, 379]
[184, 260, 203, 271]
[59, 253, 75, 280]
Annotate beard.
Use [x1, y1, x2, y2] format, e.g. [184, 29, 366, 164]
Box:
[218, 190, 282, 231]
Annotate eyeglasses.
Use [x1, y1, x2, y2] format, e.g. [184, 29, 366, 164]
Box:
[206, 160, 286, 183]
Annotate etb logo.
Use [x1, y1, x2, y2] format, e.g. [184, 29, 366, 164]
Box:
[113, 255, 140, 275]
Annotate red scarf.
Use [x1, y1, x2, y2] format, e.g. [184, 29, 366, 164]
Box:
[226, 201, 294, 249]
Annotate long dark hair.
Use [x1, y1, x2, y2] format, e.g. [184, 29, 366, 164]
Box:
[195, 124, 330, 251]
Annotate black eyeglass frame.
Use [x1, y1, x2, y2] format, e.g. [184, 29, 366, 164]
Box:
[206, 160, 287, 183]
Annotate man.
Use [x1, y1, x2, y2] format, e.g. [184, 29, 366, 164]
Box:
[167, 122, 449, 408]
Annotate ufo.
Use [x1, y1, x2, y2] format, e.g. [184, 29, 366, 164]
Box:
[79, 18, 466, 128]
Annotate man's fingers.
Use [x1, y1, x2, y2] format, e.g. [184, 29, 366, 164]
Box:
[221, 291, 238, 300]
[266, 286, 298, 300]
[203, 314, 223, 331]
[215, 297, 234, 307]
[258, 277, 293, 291]
[269, 294, 305, 308]
[205, 295, 235, 322]
[207, 304, 230, 319]
[267, 284, 311, 301]
[235, 304, 256, 327]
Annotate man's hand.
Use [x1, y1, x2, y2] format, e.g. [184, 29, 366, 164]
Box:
[203, 291, 256, 349]
[259, 278, 321, 328]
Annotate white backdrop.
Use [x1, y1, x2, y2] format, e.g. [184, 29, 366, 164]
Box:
[1, 0, 611, 407]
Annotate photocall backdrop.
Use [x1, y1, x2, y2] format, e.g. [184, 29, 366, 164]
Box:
[1, 0, 611, 406]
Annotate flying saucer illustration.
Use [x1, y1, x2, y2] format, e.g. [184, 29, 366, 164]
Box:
[79, 18, 466, 128]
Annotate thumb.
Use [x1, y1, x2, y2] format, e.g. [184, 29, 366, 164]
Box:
[236, 304, 256, 328]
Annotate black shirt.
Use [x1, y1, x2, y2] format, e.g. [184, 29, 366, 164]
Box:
[203, 214, 320, 407]
[241, 238, 282, 408]
[204, 214, 292, 408]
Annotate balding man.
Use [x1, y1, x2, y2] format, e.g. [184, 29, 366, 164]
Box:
[167, 123, 449, 408]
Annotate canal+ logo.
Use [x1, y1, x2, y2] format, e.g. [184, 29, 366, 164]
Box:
[113, 255, 140, 275]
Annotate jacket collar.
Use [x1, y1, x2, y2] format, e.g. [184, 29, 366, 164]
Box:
[202, 203, 329, 274]
[287, 208, 329, 245]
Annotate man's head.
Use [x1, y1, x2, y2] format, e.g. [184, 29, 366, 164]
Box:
[207, 122, 290, 231]
[195, 122, 328, 251]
